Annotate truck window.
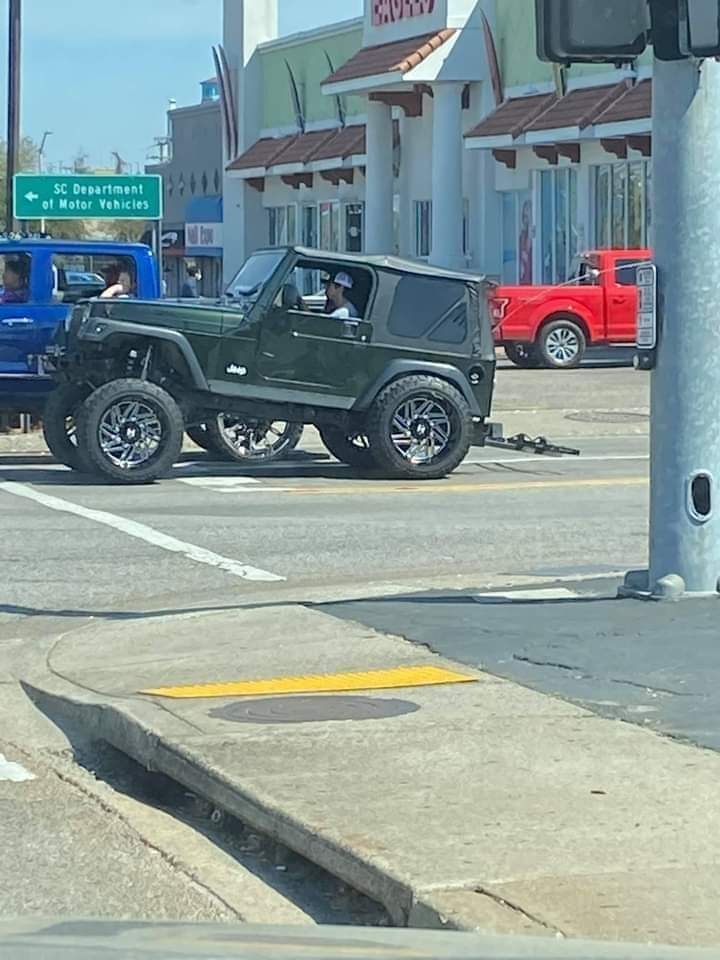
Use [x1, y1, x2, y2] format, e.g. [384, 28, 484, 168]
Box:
[0, 253, 32, 305]
[615, 259, 644, 286]
[573, 258, 600, 286]
[53, 254, 137, 303]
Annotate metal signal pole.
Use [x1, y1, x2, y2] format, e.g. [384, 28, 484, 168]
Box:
[626, 53, 720, 598]
[5, 0, 22, 233]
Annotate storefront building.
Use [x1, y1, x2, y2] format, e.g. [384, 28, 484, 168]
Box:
[220, 2, 654, 283]
[146, 80, 224, 296]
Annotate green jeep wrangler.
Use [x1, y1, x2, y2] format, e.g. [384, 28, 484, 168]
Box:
[44, 247, 498, 484]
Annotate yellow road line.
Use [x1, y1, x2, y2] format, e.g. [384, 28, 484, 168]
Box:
[267, 476, 648, 497]
[142, 664, 477, 700]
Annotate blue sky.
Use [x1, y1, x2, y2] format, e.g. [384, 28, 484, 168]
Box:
[0, 0, 363, 170]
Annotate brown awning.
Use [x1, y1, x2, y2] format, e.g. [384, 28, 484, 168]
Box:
[226, 135, 296, 171]
[309, 125, 366, 162]
[322, 29, 455, 86]
[227, 126, 368, 174]
[269, 129, 338, 167]
[594, 79, 651, 125]
[525, 82, 631, 133]
[464, 93, 557, 141]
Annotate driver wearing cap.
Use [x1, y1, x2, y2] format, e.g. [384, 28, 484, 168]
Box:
[326, 272, 359, 320]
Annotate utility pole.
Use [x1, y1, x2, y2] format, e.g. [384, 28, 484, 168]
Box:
[5, 0, 22, 233]
[638, 55, 720, 597]
[38, 130, 52, 234]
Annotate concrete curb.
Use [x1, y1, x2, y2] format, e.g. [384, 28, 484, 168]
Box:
[20, 672, 551, 935]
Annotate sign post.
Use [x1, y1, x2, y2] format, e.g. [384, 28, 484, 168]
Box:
[12, 174, 162, 221]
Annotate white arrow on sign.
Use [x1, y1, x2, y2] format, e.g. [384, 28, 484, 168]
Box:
[24, 191, 39, 202]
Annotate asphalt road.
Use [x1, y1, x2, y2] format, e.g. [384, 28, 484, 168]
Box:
[0, 362, 651, 922]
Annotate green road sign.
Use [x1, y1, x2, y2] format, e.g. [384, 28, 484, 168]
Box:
[13, 174, 163, 220]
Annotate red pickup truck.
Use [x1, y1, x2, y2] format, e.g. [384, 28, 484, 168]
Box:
[491, 248, 651, 369]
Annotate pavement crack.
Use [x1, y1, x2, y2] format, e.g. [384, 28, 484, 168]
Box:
[512, 655, 695, 697]
[473, 886, 564, 936]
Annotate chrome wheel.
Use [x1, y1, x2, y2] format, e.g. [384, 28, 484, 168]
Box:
[390, 395, 452, 465]
[545, 326, 581, 365]
[98, 399, 163, 469]
[217, 416, 301, 460]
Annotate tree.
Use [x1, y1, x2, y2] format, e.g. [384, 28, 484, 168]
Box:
[0, 135, 39, 228]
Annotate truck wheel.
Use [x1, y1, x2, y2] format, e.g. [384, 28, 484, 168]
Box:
[204, 416, 304, 463]
[42, 384, 89, 470]
[538, 319, 586, 369]
[366, 376, 471, 480]
[319, 427, 376, 469]
[76, 379, 184, 484]
[505, 343, 541, 368]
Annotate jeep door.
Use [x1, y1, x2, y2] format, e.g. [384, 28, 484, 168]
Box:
[256, 265, 374, 402]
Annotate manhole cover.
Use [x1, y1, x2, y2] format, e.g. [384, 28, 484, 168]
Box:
[565, 410, 649, 424]
[209, 695, 420, 725]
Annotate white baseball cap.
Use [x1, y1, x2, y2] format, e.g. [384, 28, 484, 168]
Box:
[333, 271, 354, 290]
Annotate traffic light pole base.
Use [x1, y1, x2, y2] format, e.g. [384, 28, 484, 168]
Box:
[619, 569, 720, 601]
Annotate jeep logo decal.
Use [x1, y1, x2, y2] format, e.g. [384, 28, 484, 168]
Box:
[225, 363, 247, 377]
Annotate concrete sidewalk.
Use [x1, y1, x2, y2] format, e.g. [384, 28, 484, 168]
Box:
[21, 600, 720, 947]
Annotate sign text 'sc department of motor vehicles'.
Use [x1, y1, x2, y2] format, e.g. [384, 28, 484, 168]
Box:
[13, 174, 163, 221]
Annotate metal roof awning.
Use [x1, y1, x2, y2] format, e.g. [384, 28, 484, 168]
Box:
[321, 29, 456, 95]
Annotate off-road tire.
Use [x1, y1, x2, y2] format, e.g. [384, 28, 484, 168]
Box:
[505, 342, 541, 369]
[204, 416, 304, 463]
[319, 427, 376, 469]
[366, 375, 472, 480]
[537, 318, 586, 369]
[76, 378, 184, 484]
[42, 384, 90, 470]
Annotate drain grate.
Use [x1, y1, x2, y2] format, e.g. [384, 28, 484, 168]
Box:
[209, 695, 419, 725]
[565, 410, 649, 424]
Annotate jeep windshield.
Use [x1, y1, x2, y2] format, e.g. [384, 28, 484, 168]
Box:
[225, 250, 285, 305]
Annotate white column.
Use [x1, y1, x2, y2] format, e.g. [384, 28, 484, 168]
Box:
[431, 82, 465, 270]
[365, 99, 394, 254]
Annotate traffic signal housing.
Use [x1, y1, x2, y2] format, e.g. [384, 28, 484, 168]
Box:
[535, 0, 650, 63]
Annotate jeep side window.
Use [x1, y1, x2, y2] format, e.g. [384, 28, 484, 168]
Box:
[0, 253, 31, 305]
[388, 276, 467, 343]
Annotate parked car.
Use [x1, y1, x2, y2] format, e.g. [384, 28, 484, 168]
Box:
[491, 248, 651, 368]
[43, 246, 498, 484]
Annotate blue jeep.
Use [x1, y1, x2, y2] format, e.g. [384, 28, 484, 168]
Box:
[0, 238, 160, 416]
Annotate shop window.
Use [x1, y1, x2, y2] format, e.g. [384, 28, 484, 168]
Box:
[319, 200, 340, 252]
[344, 203, 364, 253]
[302, 205, 318, 248]
[539, 169, 578, 285]
[268, 205, 297, 247]
[500, 191, 534, 284]
[414, 200, 432, 259]
[593, 161, 652, 249]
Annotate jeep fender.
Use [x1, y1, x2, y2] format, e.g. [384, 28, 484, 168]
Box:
[78, 320, 209, 390]
[352, 360, 483, 416]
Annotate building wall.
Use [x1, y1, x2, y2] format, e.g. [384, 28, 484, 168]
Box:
[259, 23, 364, 131]
[147, 103, 223, 226]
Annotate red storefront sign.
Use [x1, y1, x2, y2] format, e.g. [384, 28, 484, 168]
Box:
[372, 0, 436, 26]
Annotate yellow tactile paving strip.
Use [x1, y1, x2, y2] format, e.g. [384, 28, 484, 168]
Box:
[141, 664, 477, 700]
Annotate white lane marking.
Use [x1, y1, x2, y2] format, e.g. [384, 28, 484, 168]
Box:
[0, 753, 35, 782]
[474, 587, 581, 603]
[0, 481, 285, 583]
[177, 476, 293, 495]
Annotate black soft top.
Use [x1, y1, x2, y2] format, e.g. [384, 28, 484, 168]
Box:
[265, 246, 490, 286]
